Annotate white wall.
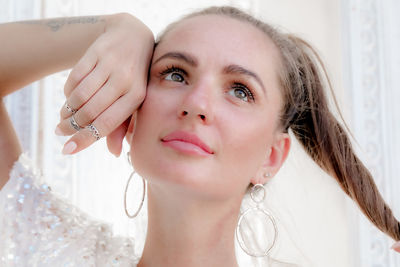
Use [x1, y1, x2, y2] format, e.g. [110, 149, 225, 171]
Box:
[253, 1, 400, 266]
[342, 0, 400, 266]
[253, 1, 353, 266]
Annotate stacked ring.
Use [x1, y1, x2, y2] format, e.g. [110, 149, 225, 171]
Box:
[65, 102, 77, 114]
[86, 124, 101, 141]
[69, 115, 82, 131]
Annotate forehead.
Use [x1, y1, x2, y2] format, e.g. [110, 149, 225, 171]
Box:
[155, 15, 281, 80]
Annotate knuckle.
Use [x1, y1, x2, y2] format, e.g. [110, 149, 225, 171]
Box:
[128, 84, 146, 103]
[81, 128, 95, 141]
[81, 108, 97, 124]
[118, 68, 134, 85]
[60, 120, 74, 135]
[68, 70, 82, 85]
[74, 88, 90, 104]
[101, 116, 116, 133]
[93, 41, 110, 56]
[105, 53, 120, 68]
[136, 86, 146, 101]
[63, 85, 70, 97]
[60, 108, 68, 119]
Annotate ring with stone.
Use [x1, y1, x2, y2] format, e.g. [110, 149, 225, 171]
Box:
[86, 123, 101, 141]
[69, 114, 82, 131]
[65, 102, 77, 114]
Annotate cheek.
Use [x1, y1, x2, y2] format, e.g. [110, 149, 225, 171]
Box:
[130, 90, 164, 176]
[217, 112, 274, 179]
[130, 86, 182, 179]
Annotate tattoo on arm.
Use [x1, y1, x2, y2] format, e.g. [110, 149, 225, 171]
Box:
[18, 16, 105, 32]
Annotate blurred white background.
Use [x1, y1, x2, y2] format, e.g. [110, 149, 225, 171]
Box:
[1, 0, 399, 266]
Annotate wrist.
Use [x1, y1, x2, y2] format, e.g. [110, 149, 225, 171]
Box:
[106, 12, 154, 42]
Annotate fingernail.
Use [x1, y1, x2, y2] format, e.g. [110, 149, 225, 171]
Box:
[112, 151, 121, 158]
[391, 241, 400, 252]
[62, 141, 77, 155]
[55, 126, 64, 136]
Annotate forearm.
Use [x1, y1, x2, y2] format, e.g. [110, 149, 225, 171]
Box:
[0, 12, 154, 170]
[0, 14, 117, 97]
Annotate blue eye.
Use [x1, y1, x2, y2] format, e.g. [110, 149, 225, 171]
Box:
[165, 72, 184, 82]
[159, 66, 186, 83]
[228, 83, 255, 102]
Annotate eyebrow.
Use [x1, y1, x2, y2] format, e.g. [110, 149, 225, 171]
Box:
[223, 64, 266, 96]
[153, 51, 198, 67]
[153, 51, 266, 96]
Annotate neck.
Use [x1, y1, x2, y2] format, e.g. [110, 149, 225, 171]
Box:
[137, 182, 242, 267]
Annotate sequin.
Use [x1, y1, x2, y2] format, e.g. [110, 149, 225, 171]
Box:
[50, 222, 60, 229]
[0, 153, 139, 266]
[17, 194, 25, 204]
[41, 184, 50, 191]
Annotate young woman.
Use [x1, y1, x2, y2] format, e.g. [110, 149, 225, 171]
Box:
[0, 6, 399, 267]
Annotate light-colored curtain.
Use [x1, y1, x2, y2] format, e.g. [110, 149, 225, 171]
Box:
[2, 0, 400, 266]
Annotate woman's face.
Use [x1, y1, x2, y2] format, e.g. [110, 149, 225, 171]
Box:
[131, 15, 289, 200]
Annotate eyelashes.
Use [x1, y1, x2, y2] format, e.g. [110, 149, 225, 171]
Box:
[157, 65, 256, 103]
[158, 65, 187, 78]
[231, 82, 255, 102]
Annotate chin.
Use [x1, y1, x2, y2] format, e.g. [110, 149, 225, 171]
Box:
[130, 149, 221, 199]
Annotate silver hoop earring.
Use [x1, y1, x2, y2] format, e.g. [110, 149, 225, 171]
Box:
[124, 154, 146, 219]
[236, 183, 278, 257]
[127, 151, 132, 165]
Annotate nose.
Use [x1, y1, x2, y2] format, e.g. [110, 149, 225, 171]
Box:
[178, 82, 215, 125]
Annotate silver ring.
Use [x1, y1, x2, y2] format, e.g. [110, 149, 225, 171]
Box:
[86, 123, 101, 141]
[64, 102, 77, 114]
[69, 115, 82, 131]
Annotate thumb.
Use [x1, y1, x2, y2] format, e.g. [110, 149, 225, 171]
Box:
[106, 119, 129, 157]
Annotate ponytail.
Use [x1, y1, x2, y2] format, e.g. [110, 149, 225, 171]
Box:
[279, 35, 400, 242]
[159, 4, 400, 243]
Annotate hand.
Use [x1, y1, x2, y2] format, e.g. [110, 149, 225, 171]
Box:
[392, 241, 400, 253]
[55, 13, 154, 156]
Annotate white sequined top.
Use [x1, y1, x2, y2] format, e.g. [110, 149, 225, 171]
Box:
[0, 154, 139, 266]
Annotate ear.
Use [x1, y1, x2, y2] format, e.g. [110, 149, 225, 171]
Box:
[125, 114, 136, 146]
[250, 132, 291, 185]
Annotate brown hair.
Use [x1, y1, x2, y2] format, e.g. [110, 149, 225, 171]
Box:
[156, 6, 400, 242]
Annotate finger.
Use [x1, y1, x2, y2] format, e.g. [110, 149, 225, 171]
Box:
[60, 63, 109, 120]
[106, 122, 129, 157]
[57, 79, 124, 136]
[392, 241, 400, 253]
[69, 74, 128, 127]
[63, 49, 97, 98]
[61, 93, 139, 155]
[55, 113, 83, 137]
[56, 113, 84, 136]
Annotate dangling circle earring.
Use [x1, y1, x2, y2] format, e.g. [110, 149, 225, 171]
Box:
[236, 183, 278, 257]
[124, 152, 146, 219]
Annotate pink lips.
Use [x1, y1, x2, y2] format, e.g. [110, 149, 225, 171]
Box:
[161, 130, 214, 156]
